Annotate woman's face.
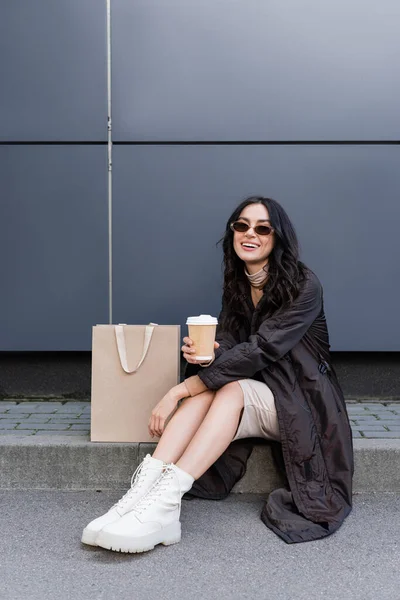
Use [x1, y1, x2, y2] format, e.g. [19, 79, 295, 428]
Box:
[232, 203, 275, 272]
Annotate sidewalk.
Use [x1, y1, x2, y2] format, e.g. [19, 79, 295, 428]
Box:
[1, 399, 400, 493]
[1, 399, 400, 438]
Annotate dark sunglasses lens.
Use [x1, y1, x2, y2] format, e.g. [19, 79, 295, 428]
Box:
[232, 222, 248, 232]
[256, 225, 272, 235]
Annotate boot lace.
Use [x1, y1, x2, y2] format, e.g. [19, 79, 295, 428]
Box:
[114, 458, 161, 509]
[132, 465, 181, 517]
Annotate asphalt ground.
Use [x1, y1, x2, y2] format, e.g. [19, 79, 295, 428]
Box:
[0, 491, 399, 600]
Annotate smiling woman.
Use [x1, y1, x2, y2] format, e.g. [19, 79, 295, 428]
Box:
[82, 195, 354, 552]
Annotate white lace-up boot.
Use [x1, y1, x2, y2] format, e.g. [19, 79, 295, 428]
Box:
[96, 463, 194, 553]
[81, 454, 165, 546]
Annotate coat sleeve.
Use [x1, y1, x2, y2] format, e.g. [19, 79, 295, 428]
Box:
[197, 273, 323, 391]
[214, 305, 239, 358]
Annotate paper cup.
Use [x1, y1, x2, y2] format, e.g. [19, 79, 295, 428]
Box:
[186, 315, 218, 360]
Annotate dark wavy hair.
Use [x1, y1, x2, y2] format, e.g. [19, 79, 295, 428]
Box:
[217, 196, 308, 333]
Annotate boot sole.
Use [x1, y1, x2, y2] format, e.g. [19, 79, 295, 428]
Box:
[96, 522, 181, 554]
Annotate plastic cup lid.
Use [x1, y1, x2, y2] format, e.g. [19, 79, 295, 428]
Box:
[186, 314, 218, 325]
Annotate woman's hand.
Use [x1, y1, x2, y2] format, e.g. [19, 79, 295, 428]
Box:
[182, 337, 220, 364]
[148, 385, 186, 438]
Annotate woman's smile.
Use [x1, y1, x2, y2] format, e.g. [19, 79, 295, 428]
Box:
[241, 243, 260, 252]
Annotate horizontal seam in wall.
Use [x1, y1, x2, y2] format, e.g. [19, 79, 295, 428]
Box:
[0, 141, 108, 145]
[1, 141, 400, 146]
[114, 140, 400, 146]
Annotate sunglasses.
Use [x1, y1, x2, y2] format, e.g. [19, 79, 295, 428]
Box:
[230, 221, 274, 236]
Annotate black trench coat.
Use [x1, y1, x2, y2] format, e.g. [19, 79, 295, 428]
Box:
[183, 269, 354, 544]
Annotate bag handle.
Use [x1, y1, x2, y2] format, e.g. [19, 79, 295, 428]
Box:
[115, 323, 158, 374]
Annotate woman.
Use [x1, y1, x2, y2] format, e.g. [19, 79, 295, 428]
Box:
[82, 196, 354, 551]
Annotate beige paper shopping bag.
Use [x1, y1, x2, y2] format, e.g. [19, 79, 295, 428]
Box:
[91, 323, 180, 442]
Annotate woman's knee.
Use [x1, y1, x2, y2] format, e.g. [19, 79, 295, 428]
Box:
[212, 381, 244, 409]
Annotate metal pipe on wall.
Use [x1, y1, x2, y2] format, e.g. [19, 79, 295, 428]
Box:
[107, 0, 113, 324]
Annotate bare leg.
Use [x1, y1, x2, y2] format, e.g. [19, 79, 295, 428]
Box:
[152, 390, 216, 464]
[176, 381, 244, 480]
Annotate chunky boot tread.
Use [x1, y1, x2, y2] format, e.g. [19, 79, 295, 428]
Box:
[101, 536, 180, 553]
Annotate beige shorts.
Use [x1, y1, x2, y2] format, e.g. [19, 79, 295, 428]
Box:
[232, 378, 280, 442]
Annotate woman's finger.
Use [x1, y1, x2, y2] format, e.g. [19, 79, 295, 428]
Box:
[151, 412, 159, 436]
[182, 344, 196, 355]
[154, 415, 161, 437]
[182, 351, 198, 364]
[182, 338, 196, 353]
[158, 418, 165, 437]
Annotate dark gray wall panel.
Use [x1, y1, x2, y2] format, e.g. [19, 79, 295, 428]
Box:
[0, 146, 108, 350]
[112, 0, 400, 141]
[112, 145, 400, 351]
[1, 0, 107, 141]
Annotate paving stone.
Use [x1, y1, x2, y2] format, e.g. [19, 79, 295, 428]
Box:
[0, 430, 35, 435]
[69, 424, 90, 430]
[362, 432, 400, 438]
[27, 407, 61, 414]
[369, 408, 392, 415]
[351, 430, 363, 438]
[5, 408, 35, 415]
[7, 407, 58, 415]
[347, 412, 373, 419]
[348, 415, 372, 419]
[368, 409, 394, 415]
[0, 414, 26, 420]
[33, 430, 89, 436]
[19, 401, 63, 407]
[0, 423, 17, 430]
[48, 418, 90, 424]
[355, 423, 387, 428]
[15, 423, 70, 430]
[366, 407, 397, 412]
[53, 406, 88, 414]
[49, 413, 80, 423]
[369, 414, 400, 420]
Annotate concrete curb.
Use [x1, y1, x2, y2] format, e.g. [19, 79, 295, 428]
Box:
[1, 436, 399, 493]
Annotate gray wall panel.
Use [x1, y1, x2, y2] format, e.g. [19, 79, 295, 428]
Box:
[0, 146, 108, 350]
[112, 0, 400, 141]
[1, 0, 107, 141]
[113, 145, 400, 351]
